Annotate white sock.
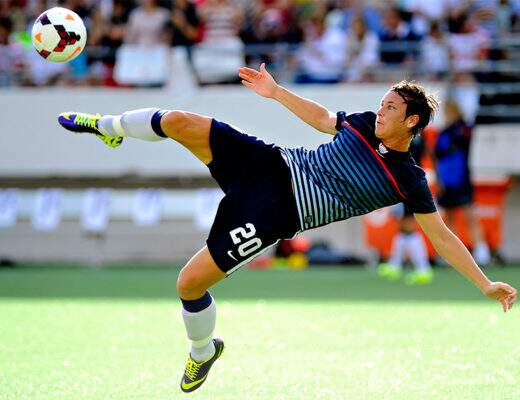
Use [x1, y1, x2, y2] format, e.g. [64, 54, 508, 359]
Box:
[182, 299, 216, 363]
[473, 241, 491, 265]
[98, 108, 166, 142]
[406, 232, 431, 272]
[389, 234, 406, 269]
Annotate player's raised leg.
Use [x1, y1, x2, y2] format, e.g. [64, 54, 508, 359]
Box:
[177, 246, 226, 392]
[58, 109, 213, 164]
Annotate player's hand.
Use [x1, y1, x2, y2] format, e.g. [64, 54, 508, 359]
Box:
[481, 282, 517, 312]
[238, 63, 278, 98]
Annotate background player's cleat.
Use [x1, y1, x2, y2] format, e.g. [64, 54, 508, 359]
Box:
[377, 263, 402, 281]
[405, 270, 434, 285]
[58, 112, 123, 148]
[180, 338, 224, 393]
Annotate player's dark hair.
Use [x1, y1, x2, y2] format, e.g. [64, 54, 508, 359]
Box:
[391, 80, 439, 137]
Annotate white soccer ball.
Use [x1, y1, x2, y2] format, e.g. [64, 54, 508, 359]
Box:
[31, 7, 87, 63]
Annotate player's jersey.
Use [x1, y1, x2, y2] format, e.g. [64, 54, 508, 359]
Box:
[280, 111, 436, 231]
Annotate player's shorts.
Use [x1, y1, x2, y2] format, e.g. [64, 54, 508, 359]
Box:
[206, 119, 301, 274]
[437, 181, 474, 209]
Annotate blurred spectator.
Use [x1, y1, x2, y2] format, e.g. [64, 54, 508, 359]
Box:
[447, 11, 490, 74]
[378, 6, 422, 66]
[434, 99, 491, 265]
[294, 13, 348, 84]
[325, 0, 382, 35]
[198, 0, 243, 43]
[194, 0, 245, 84]
[167, 0, 201, 48]
[420, 20, 449, 80]
[0, 16, 26, 87]
[240, 0, 301, 68]
[166, 0, 201, 83]
[98, 1, 130, 64]
[124, 0, 170, 46]
[401, 0, 451, 36]
[344, 14, 379, 82]
[246, 0, 297, 44]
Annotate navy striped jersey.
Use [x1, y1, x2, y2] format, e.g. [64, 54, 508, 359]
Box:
[280, 111, 436, 231]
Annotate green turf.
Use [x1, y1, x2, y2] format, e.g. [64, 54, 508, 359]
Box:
[1, 265, 519, 400]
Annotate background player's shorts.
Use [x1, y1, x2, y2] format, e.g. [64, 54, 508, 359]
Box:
[438, 181, 474, 209]
[206, 119, 301, 274]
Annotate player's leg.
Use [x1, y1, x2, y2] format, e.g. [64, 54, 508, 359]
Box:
[58, 108, 214, 164]
[378, 232, 405, 281]
[462, 205, 491, 265]
[177, 246, 226, 392]
[404, 231, 434, 285]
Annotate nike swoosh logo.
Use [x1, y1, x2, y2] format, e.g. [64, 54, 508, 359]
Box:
[227, 251, 237, 261]
[61, 113, 72, 120]
[181, 375, 207, 391]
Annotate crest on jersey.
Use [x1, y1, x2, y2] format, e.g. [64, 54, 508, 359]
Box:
[377, 142, 389, 156]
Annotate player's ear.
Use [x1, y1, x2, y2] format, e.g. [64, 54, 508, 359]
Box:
[406, 114, 419, 129]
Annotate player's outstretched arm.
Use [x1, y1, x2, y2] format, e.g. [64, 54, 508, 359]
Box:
[415, 212, 517, 312]
[238, 63, 337, 134]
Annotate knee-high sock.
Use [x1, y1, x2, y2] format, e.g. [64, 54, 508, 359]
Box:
[97, 108, 168, 142]
[389, 234, 406, 269]
[406, 232, 431, 272]
[181, 292, 216, 363]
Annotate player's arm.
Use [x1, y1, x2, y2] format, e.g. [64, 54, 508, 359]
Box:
[414, 211, 517, 312]
[238, 63, 337, 135]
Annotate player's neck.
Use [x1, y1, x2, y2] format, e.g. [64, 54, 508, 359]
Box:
[381, 136, 411, 153]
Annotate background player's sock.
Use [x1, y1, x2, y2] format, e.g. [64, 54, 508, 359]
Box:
[98, 108, 168, 142]
[181, 292, 216, 363]
[406, 232, 431, 272]
[388, 233, 405, 269]
[473, 241, 491, 265]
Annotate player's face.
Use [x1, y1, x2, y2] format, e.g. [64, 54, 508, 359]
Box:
[375, 91, 415, 141]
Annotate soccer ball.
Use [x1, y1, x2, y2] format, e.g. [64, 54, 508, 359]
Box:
[31, 7, 87, 63]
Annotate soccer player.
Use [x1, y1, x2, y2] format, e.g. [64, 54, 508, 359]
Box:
[57, 64, 517, 393]
[434, 99, 491, 265]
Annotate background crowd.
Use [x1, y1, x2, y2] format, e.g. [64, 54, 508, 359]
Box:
[1, 0, 520, 87]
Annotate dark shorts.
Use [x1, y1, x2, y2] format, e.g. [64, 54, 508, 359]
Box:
[437, 182, 474, 209]
[206, 119, 301, 274]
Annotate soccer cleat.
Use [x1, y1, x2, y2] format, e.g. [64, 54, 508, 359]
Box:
[58, 112, 123, 148]
[180, 338, 224, 393]
[404, 270, 434, 286]
[377, 263, 402, 281]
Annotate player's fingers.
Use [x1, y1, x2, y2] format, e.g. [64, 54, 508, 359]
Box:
[238, 72, 253, 82]
[500, 298, 507, 312]
[508, 293, 516, 309]
[241, 80, 254, 89]
[238, 67, 259, 77]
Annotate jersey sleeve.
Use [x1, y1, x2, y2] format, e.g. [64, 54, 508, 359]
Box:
[405, 174, 437, 214]
[343, 111, 377, 142]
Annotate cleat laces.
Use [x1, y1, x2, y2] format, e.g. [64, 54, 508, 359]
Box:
[185, 359, 202, 381]
[74, 114, 99, 130]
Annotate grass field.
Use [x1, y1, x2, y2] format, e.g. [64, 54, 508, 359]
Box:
[1, 265, 519, 400]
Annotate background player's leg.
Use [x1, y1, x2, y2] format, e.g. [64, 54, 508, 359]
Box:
[462, 205, 491, 265]
[177, 246, 226, 362]
[98, 109, 213, 164]
[407, 232, 431, 272]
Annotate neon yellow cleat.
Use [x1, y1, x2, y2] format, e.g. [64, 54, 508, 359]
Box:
[377, 263, 402, 281]
[180, 338, 224, 393]
[58, 112, 123, 148]
[405, 270, 434, 285]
